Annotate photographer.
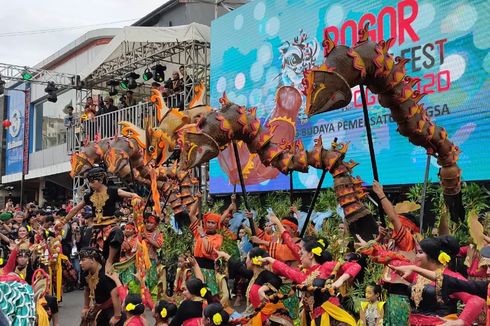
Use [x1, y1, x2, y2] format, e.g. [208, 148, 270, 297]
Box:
[71, 221, 82, 288]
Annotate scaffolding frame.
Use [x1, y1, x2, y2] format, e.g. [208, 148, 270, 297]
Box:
[0, 63, 78, 89]
[71, 38, 210, 202]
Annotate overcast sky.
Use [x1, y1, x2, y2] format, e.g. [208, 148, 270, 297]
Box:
[0, 0, 166, 67]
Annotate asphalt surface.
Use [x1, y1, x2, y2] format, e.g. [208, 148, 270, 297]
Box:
[58, 290, 84, 326]
[58, 290, 154, 325]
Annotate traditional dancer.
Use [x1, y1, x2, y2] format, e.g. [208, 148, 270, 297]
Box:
[189, 211, 223, 296]
[66, 167, 141, 271]
[169, 278, 214, 326]
[153, 300, 177, 326]
[217, 247, 293, 326]
[361, 235, 485, 325]
[142, 214, 164, 300]
[259, 236, 359, 325]
[79, 247, 124, 326]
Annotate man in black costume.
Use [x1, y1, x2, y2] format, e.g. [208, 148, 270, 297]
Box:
[79, 247, 124, 326]
[66, 167, 141, 271]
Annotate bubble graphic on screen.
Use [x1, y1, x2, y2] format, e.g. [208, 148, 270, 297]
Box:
[440, 54, 466, 82]
[235, 73, 246, 90]
[265, 17, 280, 36]
[257, 44, 273, 65]
[298, 168, 321, 189]
[234, 15, 244, 30]
[250, 62, 264, 82]
[216, 77, 227, 93]
[227, 91, 237, 103]
[325, 4, 345, 27]
[254, 2, 266, 20]
[412, 3, 435, 32]
[235, 94, 247, 106]
[441, 4, 477, 33]
[249, 89, 262, 106]
[483, 53, 490, 74]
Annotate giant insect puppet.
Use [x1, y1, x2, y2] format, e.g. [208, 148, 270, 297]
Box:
[69, 85, 212, 214]
[175, 24, 464, 237]
[71, 26, 464, 238]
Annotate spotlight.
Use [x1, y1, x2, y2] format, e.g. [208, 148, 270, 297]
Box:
[142, 68, 153, 81]
[44, 81, 58, 103]
[152, 64, 166, 83]
[0, 77, 5, 95]
[120, 77, 129, 90]
[21, 68, 33, 81]
[126, 72, 140, 90]
[107, 80, 119, 96]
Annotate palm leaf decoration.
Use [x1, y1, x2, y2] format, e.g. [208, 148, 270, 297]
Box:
[218, 229, 240, 259]
[462, 183, 489, 214]
[158, 224, 194, 266]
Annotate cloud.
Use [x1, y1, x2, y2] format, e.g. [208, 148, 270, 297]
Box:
[0, 0, 164, 66]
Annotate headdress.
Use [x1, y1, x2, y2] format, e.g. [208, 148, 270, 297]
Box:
[79, 247, 104, 264]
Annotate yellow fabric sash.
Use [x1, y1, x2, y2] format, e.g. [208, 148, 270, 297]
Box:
[311, 301, 357, 326]
[36, 297, 50, 326]
[56, 253, 68, 301]
[251, 302, 285, 326]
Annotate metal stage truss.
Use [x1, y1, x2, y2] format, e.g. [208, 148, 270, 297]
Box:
[83, 40, 209, 107]
[0, 63, 78, 89]
[69, 37, 210, 202]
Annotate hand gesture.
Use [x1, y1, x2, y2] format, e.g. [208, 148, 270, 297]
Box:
[258, 256, 275, 265]
[187, 256, 198, 266]
[109, 316, 120, 326]
[8, 242, 17, 251]
[214, 249, 231, 261]
[290, 206, 298, 213]
[388, 264, 415, 280]
[258, 289, 269, 302]
[250, 236, 263, 245]
[372, 180, 384, 197]
[354, 234, 368, 249]
[244, 211, 253, 220]
[81, 307, 90, 319]
[375, 226, 387, 242]
[330, 279, 344, 289]
[269, 212, 280, 226]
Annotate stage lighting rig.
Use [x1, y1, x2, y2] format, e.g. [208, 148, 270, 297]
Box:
[126, 72, 140, 89]
[21, 68, 33, 81]
[0, 77, 5, 95]
[44, 81, 58, 103]
[152, 64, 166, 83]
[142, 68, 153, 81]
[107, 80, 119, 96]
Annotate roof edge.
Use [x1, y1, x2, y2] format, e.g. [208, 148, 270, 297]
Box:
[34, 28, 121, 70]
[132, 0, 180, 26]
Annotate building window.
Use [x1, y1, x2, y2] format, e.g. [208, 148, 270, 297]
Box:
[34, 90, 75, 151]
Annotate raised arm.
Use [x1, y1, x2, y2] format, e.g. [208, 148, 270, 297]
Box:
[372, 180, 401, 232]
[270, 258, 307, 284]
[220, 194, 236, 223]
[189, 194, 201, 224]
[117, 188, 140, 200]
[65, 200, 86, 222]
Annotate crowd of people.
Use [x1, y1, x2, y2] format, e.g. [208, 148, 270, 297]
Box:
[65, 65, 190, 125]
[1, 167, 489, 326]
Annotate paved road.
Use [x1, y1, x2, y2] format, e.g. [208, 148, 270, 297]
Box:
[58, 290, 84, 326]
[58, 290, 154, 325]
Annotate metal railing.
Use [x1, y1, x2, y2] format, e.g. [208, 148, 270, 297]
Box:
[66, 95, 174, 153]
